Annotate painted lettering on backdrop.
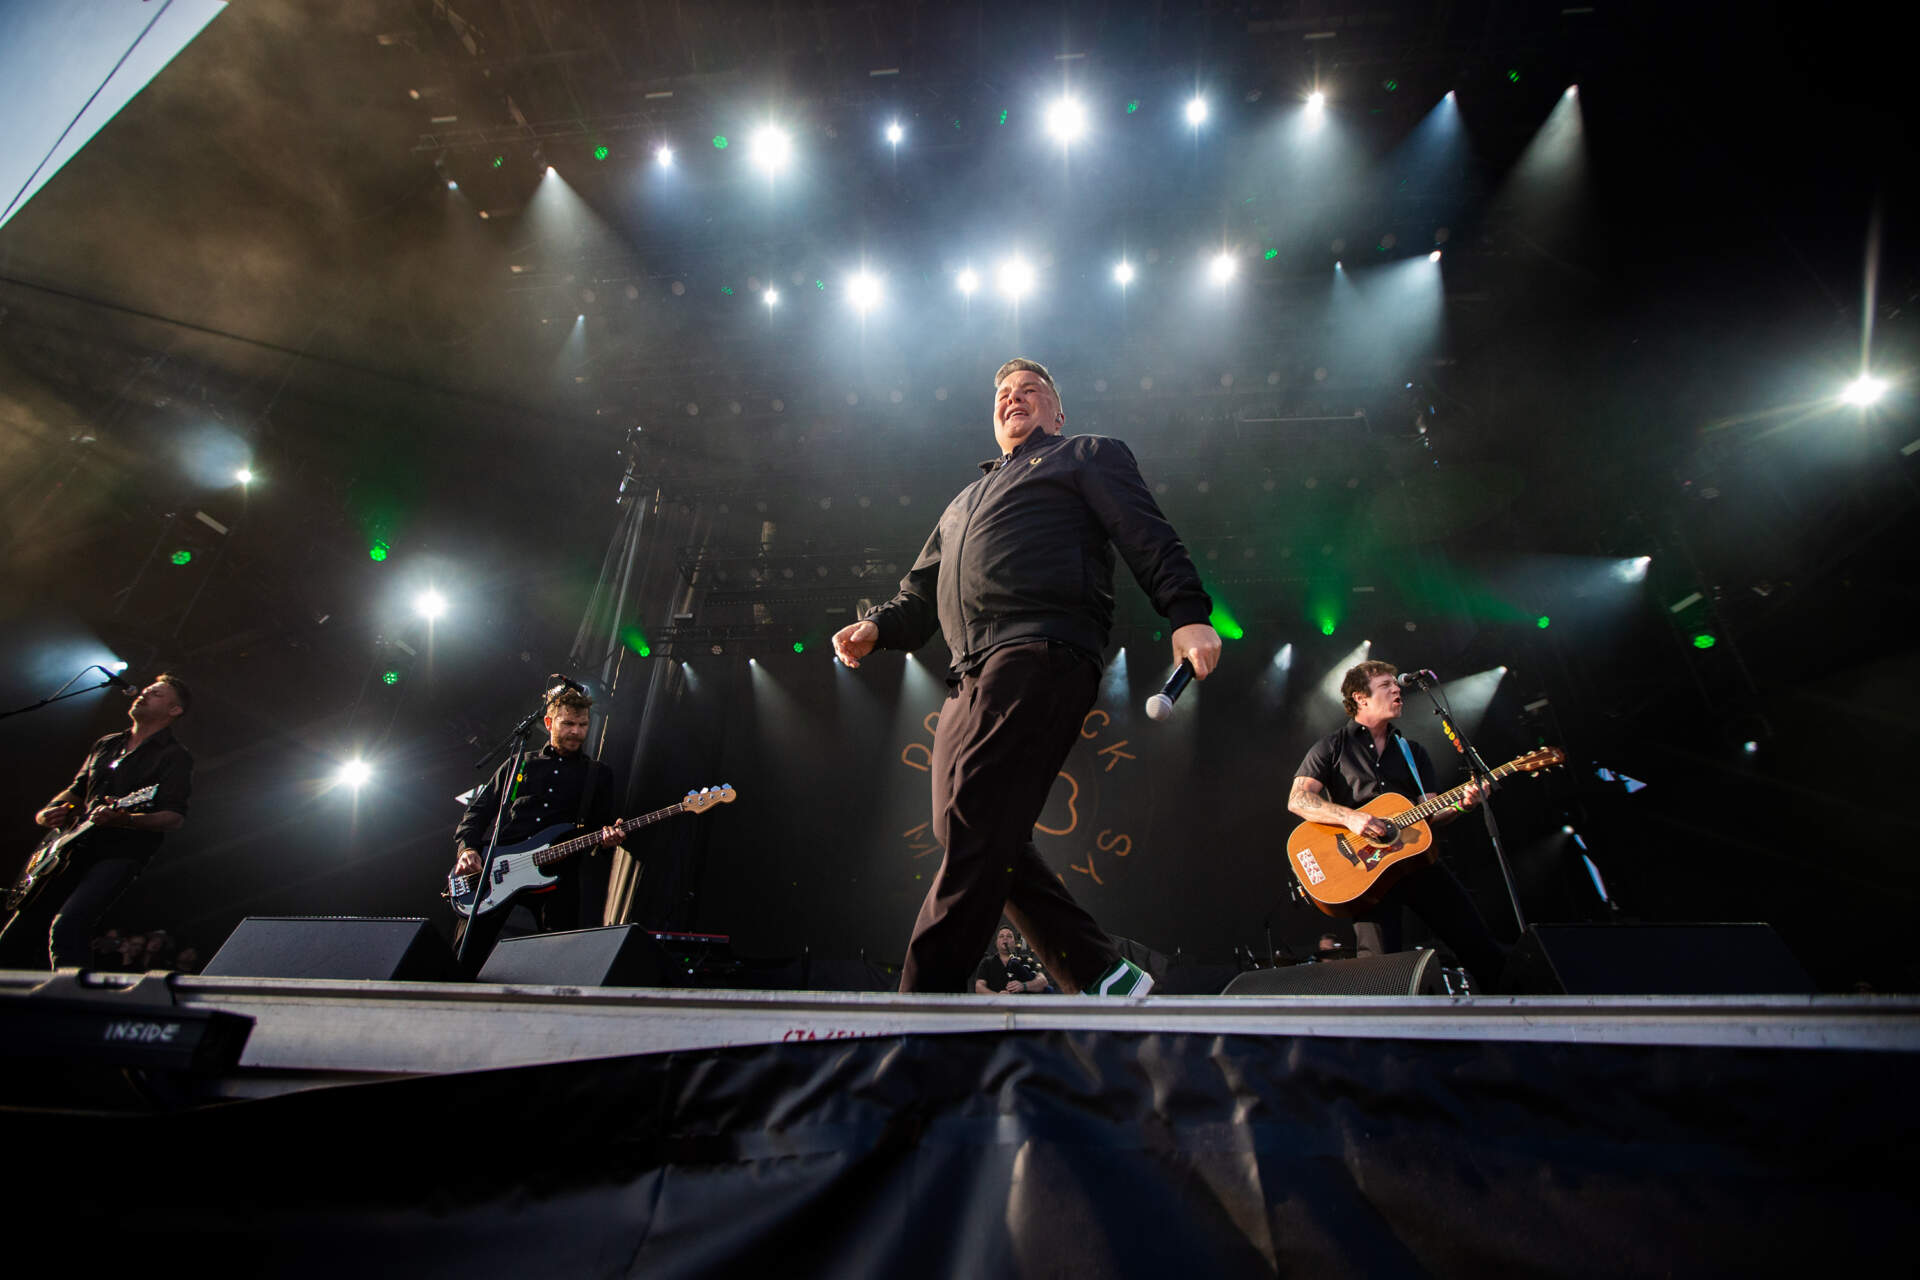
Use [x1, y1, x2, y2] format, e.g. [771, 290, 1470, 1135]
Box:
[897, 699, 1142, 889]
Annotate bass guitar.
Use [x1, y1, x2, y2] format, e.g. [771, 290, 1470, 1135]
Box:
[447, 784, 736, 919]
[6, 784, 161, 913]
[1285, 748, 1564, 916]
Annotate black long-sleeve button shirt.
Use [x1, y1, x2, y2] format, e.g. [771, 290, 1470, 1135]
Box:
[454, 744, 616, 853]
[63, 727, 193, 862]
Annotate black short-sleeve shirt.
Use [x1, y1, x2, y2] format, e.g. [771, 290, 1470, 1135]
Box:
[972, 951, 1041, 991]
[65, 726, 194, 862]
[1294, 721, 1438, 809]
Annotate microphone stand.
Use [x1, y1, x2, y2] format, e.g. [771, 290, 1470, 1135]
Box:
[453, 700, 547, 971]
[0, 667, 124, 721]
[1416, 677, 1529, 938]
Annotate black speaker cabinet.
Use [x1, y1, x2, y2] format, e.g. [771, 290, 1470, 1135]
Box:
[476, 925, 667, 988]
[203, 917, 456, 981]
[1221, 949, 1445, 996]
[1504, 923, 1815, 995]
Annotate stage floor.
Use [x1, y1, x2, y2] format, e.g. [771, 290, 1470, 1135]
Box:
[5, 967, 1916, 1102]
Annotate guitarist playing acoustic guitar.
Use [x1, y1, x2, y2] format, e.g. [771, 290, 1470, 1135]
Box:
[1286, 660, 1509, 989]
[0, 674, 194, 970]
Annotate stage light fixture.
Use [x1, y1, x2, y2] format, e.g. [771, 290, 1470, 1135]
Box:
[336, 760, 372, 789]
[445, 180, 458, 191]
[885, 120, 903, 145]
[1209, 252, 1236, 284]
[956, 267, 980, 296]
[1429, 250, 1442, 262]
[750, 125, 793, 174]
[414, 589, 448, 621]
[169, 549, 192, 566]
[1840, 374, 1889, 406]
[1113, 260, 1135, 286]
[656, 145, 674, 167]
[996, 256, 1034, 301]
[793, 641, 806, 654]
[1692, 632, 1717, 650]
[235, 467, 254, 484]
[1045, 97, 1088, 144]
[848, 272, 882, 312]
[1614, 555, 1651, 583]
[1537, 616, 1551, 629]
[369, 540, 390, 562]
[764, 288, 778, 307]
[593, 145, 609, 161]
[545, 165, 556, 176]
[1306, 91, 1327, 113]
[381, 670, 400, 686]
[490, 155, 504, 168]
[1185, 97, 1208, 125]
[108, 661, 129, 673]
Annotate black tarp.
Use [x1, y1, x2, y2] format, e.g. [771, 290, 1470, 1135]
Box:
[12, 1029, 1916, 1275]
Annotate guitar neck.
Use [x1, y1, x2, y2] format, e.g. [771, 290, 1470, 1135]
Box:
[1392, 761, 1527, 828]
[529, 802, 686, 868]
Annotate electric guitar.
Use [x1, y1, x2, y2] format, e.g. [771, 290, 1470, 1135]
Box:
[1285, 748, 1565, 916]
[6, 785, 161, 913]
[447, 784, 737, 919]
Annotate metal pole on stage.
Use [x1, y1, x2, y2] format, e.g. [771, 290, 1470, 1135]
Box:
[1412, 674, 1529, 938]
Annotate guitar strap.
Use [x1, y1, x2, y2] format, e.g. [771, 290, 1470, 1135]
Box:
[1394, 732, 1428, 799]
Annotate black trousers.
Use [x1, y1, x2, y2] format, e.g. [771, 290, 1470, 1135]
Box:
[901, 640, 1121, 994]
[450, 862, 585, 979]
[0, 856, 142, 969]
[1353, 854, 1508, 990]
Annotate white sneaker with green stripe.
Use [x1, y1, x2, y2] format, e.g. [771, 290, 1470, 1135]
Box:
[1093, 956, 1154, 997]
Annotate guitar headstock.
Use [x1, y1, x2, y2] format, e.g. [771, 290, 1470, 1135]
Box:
[116, 785, 160, 809]
[1513, 747, 1566, 775]
[683, 784, 737, 813]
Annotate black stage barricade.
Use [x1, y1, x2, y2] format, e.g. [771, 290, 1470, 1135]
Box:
[10, 1025, 1915, 1275]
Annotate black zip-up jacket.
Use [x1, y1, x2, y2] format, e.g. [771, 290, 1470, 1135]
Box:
[863, 430, 1213, 669]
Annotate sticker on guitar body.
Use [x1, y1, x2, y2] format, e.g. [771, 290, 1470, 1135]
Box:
[1295, 849, 1327, 885]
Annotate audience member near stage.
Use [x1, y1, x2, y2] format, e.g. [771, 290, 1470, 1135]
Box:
[973, 925, 1049, 994]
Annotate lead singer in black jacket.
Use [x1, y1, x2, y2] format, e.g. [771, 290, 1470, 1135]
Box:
[833, 358, 1221, 995]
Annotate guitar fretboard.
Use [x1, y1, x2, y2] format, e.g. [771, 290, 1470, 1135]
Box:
[529, 801, 688, 867]
[1389, 762, 1533, 829]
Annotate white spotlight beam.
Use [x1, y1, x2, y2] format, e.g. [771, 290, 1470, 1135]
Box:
[848, 272, 882, 312]
[1841, 374, 1889, 406]
[1045, 97, 1087, 144]
[1316, 640, 1374, 709]
[996, 256, 1034, 301]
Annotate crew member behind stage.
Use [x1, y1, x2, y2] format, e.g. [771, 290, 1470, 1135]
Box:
[0, 675, 193, 970]
[1287, 659, 1507, 987]
[450, 683, 622, 974]
[833, 357, 1221, 997]
[973, 925, 1050, 995]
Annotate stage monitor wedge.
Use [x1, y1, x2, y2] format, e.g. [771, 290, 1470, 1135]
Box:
[203, 917, 456, 982]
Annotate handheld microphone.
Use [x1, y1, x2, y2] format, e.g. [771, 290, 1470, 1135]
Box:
[1395, 669, 1438, 690]
[1145, 659, 1196, 722]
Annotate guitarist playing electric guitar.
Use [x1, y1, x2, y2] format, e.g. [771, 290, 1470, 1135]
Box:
[1286, 660, 1508, 989]
[449, 681, 624, 975]
[0, 674, 194, 970]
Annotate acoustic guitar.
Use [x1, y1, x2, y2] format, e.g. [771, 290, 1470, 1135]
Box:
[1285, 748, 1564, 916]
